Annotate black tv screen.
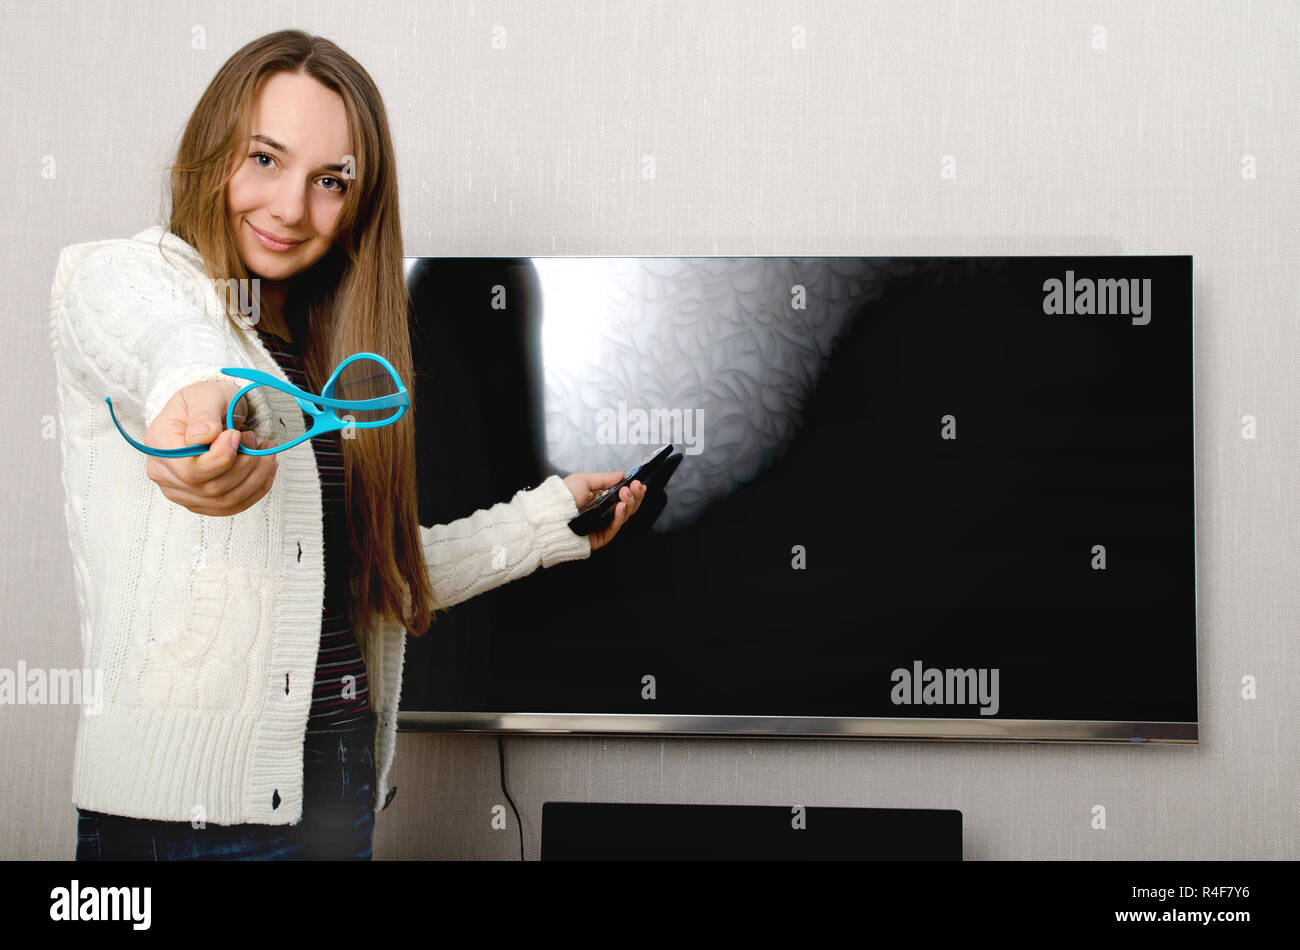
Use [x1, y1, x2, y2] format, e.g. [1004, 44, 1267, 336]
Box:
[398, 255, 1196, 743]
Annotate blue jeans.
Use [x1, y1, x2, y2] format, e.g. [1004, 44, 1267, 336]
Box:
[74, 715, 376, 860]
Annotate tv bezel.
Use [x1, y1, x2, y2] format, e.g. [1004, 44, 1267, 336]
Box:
[398, 253, 1200, 746]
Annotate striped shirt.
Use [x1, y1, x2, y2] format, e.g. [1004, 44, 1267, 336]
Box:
[256, 328, 372, 733]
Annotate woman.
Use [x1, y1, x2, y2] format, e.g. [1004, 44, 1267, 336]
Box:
[49, 29, 644, 860]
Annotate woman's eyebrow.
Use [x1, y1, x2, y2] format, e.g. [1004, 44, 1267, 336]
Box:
[250, 132, 348, 173]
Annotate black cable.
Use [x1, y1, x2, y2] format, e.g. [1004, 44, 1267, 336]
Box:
[497, 735, 525, 861]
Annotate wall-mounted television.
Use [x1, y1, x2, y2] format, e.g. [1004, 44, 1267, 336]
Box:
[398, 255, 1196, 743]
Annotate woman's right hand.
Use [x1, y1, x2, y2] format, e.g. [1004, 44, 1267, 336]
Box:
[144, 380, 279, 516]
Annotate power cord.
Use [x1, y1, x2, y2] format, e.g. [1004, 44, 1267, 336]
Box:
[497, 735, 525, 861]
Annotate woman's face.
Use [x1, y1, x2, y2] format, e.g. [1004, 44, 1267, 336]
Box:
[227, 70, 352, 283]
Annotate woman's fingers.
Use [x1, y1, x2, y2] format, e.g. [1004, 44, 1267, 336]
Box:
[589, 480, 650, 550]
[186, 453, 280, 515]
[149, 433, 279, 515]
[141, 383, 285, 516]
[155, 460, 277, 515]
[150, 432, 274, 496]
[590, 471, 624, 492]
[195, 437, 279, 508]
[621, 482, 646, 520]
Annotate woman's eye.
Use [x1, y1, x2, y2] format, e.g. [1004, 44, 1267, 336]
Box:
[251, 151, 275, 169]
[318, 176, 346, 193]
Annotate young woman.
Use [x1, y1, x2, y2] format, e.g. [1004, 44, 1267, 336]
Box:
[49, 29, 644, 860]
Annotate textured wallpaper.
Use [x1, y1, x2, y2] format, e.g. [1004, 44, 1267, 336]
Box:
[1, 0, 1295, 860]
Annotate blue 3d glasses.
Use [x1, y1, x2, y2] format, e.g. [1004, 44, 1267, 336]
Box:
[105, 352, 408, 458]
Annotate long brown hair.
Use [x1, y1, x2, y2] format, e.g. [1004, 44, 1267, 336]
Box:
[165, 29, 442, 637]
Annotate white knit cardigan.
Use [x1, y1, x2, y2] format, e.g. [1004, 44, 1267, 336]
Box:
[48, 225, 591, 826]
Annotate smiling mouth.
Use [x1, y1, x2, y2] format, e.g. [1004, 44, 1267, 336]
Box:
[247, 220, 305, 251]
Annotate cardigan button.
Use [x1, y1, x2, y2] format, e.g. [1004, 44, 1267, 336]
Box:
[382, 786, 397, 810]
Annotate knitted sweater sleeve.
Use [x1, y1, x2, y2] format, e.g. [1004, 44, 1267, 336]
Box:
[420, 474, 592, 610]
[50, 241, 249, 428]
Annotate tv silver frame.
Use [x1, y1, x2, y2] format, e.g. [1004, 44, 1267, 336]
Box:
[399, 712, 1197, 743]
[399, 253, 1199, 746]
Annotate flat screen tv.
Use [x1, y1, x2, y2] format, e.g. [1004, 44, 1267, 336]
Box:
[397, 255, 1196, 743]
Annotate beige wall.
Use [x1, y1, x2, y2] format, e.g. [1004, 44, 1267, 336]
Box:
[2, 0, 1295, 859]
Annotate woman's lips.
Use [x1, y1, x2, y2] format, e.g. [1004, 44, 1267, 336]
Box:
[247, 220, 304, 252]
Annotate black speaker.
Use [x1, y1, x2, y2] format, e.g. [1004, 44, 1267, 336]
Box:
[541, 802, 962, 860]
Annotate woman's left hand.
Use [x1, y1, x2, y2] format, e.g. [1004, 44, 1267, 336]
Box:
[563, 472, 647, 552]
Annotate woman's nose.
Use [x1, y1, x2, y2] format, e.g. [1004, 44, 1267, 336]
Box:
[268, 183, 307, 227]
